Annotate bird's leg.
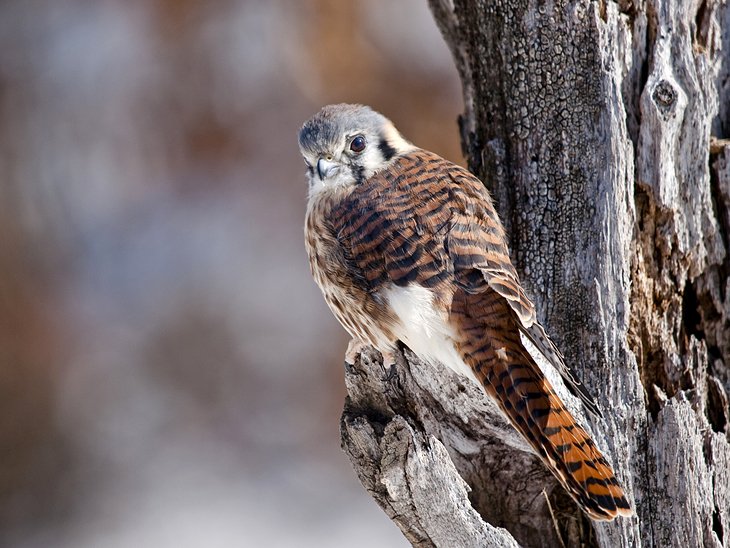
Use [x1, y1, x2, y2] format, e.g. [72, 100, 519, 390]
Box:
[345, 338, 370, 370]
[380, 349, 399, 382]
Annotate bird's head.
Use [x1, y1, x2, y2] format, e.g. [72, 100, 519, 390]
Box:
[298, 104, 413, 195]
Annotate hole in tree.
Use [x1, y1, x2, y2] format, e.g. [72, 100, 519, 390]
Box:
[681, 281, 704, 342]
[707, 379, 728, 434]
[713, 506, 724, 544]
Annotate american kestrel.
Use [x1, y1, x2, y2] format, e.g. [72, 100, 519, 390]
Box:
[299, 103, 632, 521]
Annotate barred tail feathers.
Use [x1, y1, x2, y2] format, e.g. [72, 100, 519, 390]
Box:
[452, 289, 632, 520]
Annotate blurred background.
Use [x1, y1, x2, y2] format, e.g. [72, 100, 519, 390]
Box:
[0, 1, 462, 546]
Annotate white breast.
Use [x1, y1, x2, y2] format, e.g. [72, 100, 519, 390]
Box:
[383, 284, 481, 387]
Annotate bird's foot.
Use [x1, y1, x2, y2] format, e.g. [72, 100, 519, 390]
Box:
[380, 350, 399, 382]
[344, 338, 370, 372]
[345, 340, 400, 384]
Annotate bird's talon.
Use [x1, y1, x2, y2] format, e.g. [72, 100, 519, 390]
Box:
[345, 339, 369, 366]
[344, 359, 359, 375]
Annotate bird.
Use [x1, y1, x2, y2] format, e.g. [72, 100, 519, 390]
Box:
[299, 103, 632, 521]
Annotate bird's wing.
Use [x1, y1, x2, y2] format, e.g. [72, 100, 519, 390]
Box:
[438, 155, 603, 417]
[333, 149, 598, 414]
[441, 166, 536, 324]
[519, 321, 602, 417]
[334, 149, 532, 304]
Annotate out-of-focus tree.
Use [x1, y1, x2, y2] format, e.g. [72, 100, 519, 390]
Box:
[0, 1, 460, 546]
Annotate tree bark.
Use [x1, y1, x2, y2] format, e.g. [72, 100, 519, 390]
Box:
[340, 1, 730, 546]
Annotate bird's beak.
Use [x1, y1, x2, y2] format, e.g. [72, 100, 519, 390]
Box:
[317, 158, 339, 180]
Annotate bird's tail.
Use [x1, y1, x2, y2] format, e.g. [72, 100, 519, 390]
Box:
[453, 293, 632, 520]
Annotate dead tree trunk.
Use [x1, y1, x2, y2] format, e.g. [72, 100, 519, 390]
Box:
[339, 1, 730, 546]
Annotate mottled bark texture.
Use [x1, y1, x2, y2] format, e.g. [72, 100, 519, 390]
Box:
[339, 1, 730, 546]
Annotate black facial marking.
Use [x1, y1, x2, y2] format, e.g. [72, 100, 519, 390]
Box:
[352, 164, 366, 185]
[378, 136, 397, 161]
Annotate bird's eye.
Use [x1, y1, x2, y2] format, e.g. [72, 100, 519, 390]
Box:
[350, 135, 366, 153]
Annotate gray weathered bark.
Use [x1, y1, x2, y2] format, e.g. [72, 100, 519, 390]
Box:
[340, 1, 730, 546]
